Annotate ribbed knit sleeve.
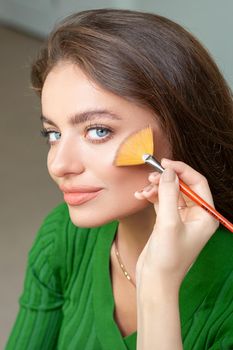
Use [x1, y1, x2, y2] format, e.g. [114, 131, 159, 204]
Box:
[5, 203, 70, 350]
[207, 271, 233, 349]
[208, 314, 233, 349]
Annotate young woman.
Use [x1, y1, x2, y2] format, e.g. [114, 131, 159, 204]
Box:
[6, 9, 233, 350]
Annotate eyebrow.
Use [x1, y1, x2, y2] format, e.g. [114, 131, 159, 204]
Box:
[40, 109, 122, 127]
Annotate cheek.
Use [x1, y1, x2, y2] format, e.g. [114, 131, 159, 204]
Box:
[99, 163, 150, 194]
[102, 166, 153, 222]
[89, 143, 151, 192]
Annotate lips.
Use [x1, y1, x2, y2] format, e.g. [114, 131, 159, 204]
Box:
[60, 185, 103, 206]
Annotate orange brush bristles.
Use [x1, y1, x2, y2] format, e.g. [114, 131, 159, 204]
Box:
[114, 126, 233, 233]
[114, 126, 154, 166]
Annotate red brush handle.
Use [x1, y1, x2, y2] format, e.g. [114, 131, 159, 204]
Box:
[144, 155, 233, 232]
[179, 179, 233, 233]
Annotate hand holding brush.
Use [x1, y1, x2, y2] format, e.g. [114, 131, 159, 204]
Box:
[135, 158, 219, 282]
[114, 126, 233, 233]
[133, 161, 219, 350]
[114, 126, 232, 349]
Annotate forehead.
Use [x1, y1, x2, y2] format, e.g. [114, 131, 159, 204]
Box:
[42, 62, 104, 109]
[41, 62, 157, 127]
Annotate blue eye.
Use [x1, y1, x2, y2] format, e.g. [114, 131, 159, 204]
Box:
[48, 131, 61, 142]
[85, 125, 113, 143]
[88, 128, 109, 139]
[41, 129, 61, 144]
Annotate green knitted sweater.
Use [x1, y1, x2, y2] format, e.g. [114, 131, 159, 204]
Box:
[6, 203, 233, 349]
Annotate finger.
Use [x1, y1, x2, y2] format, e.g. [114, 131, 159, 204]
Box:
[135, 179, 188, 216]
[161, 159, 214, 207]
[134, 191, 145, 200]
[177, 193, 188, 208]
[146, 172, 187, 209]
[134, 184, 158, 204]
[157, 168, 181, 225]
[148, 172, 161, 184]
[142, 186, 158, 204]
[148, 171, 188, 207]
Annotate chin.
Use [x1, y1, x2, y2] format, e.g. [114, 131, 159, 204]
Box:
[67, 200, 150, 228]
[67, 206, 116, 228]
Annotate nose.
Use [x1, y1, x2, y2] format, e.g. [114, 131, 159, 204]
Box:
[48, 136, 85, 178]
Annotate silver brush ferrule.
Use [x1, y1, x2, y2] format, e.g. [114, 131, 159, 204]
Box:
[142, 154, 164, 173]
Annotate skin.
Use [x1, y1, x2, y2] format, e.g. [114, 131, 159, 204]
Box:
[136, 162, 218, 349]
[41, 61, 171, 265]
[41, 61, 219, 349]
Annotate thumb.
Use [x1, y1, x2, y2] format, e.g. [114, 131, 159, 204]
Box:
[156, 168, 181, 225]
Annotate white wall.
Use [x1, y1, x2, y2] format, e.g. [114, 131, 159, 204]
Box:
[134, 0, 233, 88]
[0, 0, 136, 37]
[0, 0, 232, 87]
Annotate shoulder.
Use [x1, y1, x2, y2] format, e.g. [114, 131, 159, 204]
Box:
[181, 226, 233, 305]
[28, 203, 103, 288]
[188, 225, 233, 298]
[202, 225, 233, 271]
[29, 202, 101, 256]
[180, 226, 233, 333]
[191, 225, 233, 284]
[28, 202, 70, 264]
[180, 226, 233, 348]
[206, 226, 233, 292]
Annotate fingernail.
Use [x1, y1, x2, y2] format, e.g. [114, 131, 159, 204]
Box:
[135, 189, 143, 194]
[143, 184, 153, 192]
[134, 191, 141, 198]
[148, 172, 159, 180]
[162, 168, 176, 182]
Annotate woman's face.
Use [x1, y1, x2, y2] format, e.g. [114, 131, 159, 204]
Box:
[41, 62, 171, 227]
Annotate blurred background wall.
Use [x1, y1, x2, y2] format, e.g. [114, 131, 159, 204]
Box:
[0, 0, 232, 86]
[0, 0, 232, 347]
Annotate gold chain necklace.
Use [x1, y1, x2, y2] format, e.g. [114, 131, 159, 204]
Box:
[114, 235, 136, 287]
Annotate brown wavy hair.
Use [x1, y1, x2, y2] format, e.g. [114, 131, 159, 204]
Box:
[31, 9, 233, 223]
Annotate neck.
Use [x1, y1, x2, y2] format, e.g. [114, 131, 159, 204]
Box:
[116, 204, 156, 268]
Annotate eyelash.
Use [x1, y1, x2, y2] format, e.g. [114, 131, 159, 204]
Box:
[40, 128, 61, 145]
[40, 124, 114, 145]
[84, 123, 114, 144]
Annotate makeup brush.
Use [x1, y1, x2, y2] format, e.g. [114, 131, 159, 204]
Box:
[114, 126, 233, 233]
